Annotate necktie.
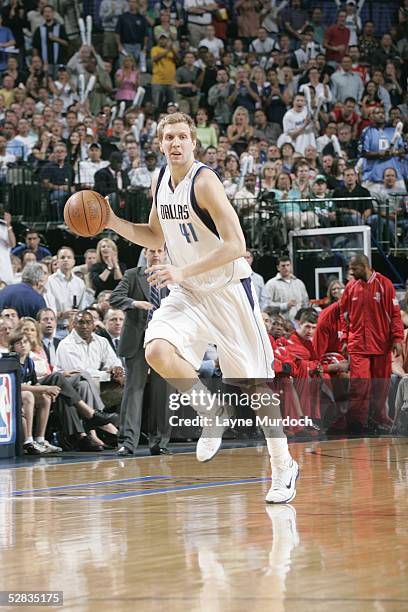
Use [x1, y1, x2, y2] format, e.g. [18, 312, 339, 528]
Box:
[148, 284, 160, 321]
[113, 337, 119, 352]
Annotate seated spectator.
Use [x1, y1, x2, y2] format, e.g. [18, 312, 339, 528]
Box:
[0, 263, 46, 318]
[309, 175, 336, 228]
[55, 310, 125, 410]
[9, 330, 60, 455]
[46, 247, 89, 338]
[91, 239, 126, 297]
[366, 167, 407, 246]
[95, 308, 125, 355]
[129, 150, 159, 189]
[40, 142, 73, 222]
[333, 166, 372, 226]
[75, 143, 109, 189]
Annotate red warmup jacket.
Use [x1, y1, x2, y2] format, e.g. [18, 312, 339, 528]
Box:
[269, 335, 297, 376]
[284, 333, 321, 376]
[340, 271, 404, 355]
[313, 302, 343, 360]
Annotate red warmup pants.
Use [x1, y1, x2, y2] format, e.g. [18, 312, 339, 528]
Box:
[348, 353, 392, 425]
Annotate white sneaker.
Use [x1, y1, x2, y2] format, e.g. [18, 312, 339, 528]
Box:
[38, 440, 63, 453]
[196, 424, 226, 462]
[265, 459, 299, 504]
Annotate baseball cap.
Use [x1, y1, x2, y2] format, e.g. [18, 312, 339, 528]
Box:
[167, 102, 179, 109]
[145, 150, 157, 160]
[346, 0, 356, 4]
[89, 142, 101, 149]
[313, 174, 327, 184]
[159, 32, 169, 38]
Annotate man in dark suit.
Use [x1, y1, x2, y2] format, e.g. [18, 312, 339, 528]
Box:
[110, 247, 172, 456]
[38, 307, 61, 366]
[94, 151, 130, 210]
[95, 308, 125, 355]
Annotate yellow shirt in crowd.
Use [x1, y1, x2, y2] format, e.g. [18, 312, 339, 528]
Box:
[151, 46, 176, 85]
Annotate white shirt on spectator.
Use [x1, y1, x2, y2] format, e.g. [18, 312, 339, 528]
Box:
[55, 329, 121, 381]
[198, 36, 224, 58]
[15, 134, 37, 154]
[129, 166, 159, 189]
[0, 221, 13, 284]
[76, 159, 109, 188]
[185, 0, 214, 25]
[262, 273, 309, 320]
[46, 270, 87, 322]
[0, 152, 15, 177]
[281, 107, 316, 155]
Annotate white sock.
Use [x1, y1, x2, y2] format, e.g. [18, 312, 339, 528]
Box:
[266, 437, 292, 466]
[25, 436, 33, 444]
[35, 437, 45, 444]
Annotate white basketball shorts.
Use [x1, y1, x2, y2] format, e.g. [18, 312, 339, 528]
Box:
[144, 278, 274, 379]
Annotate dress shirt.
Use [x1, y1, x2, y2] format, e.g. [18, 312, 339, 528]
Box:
[46, 270, 87, 323]
[262, 273, 309, 320]
[55, 329, 121, 381]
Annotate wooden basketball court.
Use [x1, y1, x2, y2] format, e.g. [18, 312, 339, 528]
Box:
[1, 438, 407, 611]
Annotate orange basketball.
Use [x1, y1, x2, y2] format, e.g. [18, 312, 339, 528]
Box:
[64, 190, 109, 237]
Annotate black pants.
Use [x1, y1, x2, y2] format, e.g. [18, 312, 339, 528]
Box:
[40, 372, 85, 437]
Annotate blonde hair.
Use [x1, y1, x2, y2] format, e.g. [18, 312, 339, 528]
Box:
[17, 316, 43, 350]
[96, 238, 118, 263]
[157, 112, 197, 142]
[232, 106, 249, 125]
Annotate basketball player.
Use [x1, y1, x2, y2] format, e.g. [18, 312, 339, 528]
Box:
[105, 113, 299, 503]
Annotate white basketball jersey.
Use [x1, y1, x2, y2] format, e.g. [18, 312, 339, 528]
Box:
[155, 161, 251, 293]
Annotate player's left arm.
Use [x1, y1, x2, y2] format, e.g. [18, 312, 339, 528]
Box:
[147, 169, 246, 286]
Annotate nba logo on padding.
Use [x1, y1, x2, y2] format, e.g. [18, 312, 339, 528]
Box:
[0, 375, 12, 443]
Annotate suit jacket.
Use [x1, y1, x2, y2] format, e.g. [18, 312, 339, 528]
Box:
[42, 337, 61, 366]
[109, 266, 167, 359]
[94, 166, 130, 196]
[95, 327, 118, 353]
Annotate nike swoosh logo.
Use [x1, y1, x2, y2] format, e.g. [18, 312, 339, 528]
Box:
[285, 477, 293, 489]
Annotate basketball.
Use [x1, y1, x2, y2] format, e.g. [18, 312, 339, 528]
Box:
[63, 190, 109, 237]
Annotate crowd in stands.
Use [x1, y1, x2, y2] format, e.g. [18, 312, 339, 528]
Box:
[0, 0, 404, 243]
[0, 0, 407, 453]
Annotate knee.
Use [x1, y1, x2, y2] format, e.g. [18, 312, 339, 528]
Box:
[145, 339, 174, 372]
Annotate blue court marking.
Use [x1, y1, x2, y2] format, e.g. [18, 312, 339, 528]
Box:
[11, 475, 172, 496]
[12, 477, 270, 500]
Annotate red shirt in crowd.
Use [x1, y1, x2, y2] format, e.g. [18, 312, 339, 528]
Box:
[340, 271, 404, 355]
[324, 24, 350, 63]
[313, 302, 343, 360]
